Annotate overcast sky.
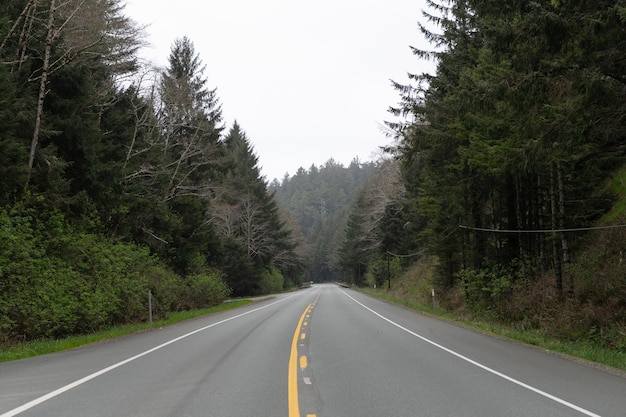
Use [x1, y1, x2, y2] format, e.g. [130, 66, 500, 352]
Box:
[124, 0, 434, 181]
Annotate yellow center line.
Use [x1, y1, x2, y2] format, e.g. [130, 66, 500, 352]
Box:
[288, 304, 311, 417]
[300, 355, 308, 369]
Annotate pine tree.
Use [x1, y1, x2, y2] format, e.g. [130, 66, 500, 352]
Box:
[0, 0, 141, 192]
[389, 0, 625, 293]
[159, 36, 223, 202]
[213, 122, 296, 294]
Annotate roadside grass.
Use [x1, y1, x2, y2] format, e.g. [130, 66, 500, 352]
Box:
[358, 287, 626, 373]
[0, 299, 252, 363]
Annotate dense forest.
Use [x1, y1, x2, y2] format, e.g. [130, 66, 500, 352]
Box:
[1, 0, 625, 352]
[270, 158, 377, 282]
[338, 0, 626, 349]
[0, 0, 299, 343]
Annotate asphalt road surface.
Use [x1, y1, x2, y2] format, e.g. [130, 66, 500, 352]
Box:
[1, 284, 625, 416]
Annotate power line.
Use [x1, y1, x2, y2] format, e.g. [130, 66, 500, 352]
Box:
[384, 224, 626, 258]
[387, 228, 457, 258]
[387, 249, 425, 258]
[459, 224, 626, 234]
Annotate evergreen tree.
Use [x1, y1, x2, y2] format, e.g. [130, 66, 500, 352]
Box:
[0, 0, 141, 195]
[340, 193, 370, 285]
[0, 52, 28, 202]
[149, 36, 225, 274]
[159, 36, 223, 202]
[271, 159, 378, 281]
[213, 122, 296, 295]
[389, 0, 625, 293]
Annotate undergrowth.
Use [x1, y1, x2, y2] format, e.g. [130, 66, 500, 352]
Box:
[360, 254, 626, 372]
[0, 300, 251, 363]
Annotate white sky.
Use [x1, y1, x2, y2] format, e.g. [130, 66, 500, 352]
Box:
[124, 0, 434, 181]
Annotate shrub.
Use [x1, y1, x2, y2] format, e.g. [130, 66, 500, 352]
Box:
[258, 265, 285, 295]
[0, 199, 209, 343]
[365, 256, 402, 288]
[187, 271, 231, 309]
[459, 259, 532, 320]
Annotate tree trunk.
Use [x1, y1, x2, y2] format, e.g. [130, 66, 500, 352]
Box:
[26, 0, 56, 186]
[557, 162, 573, 298]
[550, 162, 563, 294]
[537, 173, 546, 274]
[0, 0, 38, 70]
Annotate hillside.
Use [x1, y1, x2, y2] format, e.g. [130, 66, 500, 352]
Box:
[270, 158, 377, 281]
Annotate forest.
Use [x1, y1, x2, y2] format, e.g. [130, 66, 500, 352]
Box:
[336, 0, 626, 350]
[270, 158, 378, 283]
[0, 0, 301, 343]
[1, 0, 625, 352]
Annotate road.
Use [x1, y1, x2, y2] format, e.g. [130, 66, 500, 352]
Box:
[1, 284, 625, 416]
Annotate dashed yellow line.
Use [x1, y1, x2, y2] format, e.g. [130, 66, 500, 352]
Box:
[289, 294, 322, 417]
[288, 304, 311, 417]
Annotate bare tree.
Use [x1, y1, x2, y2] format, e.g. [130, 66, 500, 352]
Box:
[27, 0, 57, 175]
[211, 202, 239, 238]
[211, 195, 275, 261]
[359, 158, 406, 251]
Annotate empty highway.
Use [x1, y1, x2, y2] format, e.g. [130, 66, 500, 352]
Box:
[1, 284, 625, 416]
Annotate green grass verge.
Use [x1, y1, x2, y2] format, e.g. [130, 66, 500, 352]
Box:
[358, 287, 626, 372]
[0, 299, 252, 363]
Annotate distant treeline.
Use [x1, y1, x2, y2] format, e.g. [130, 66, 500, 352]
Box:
[271, 158, 378, 282]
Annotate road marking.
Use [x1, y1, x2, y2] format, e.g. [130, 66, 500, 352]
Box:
[300, 355, 308, 369]
[303, 377, 312, 385]
[289, 304, 311, 417]
[339, 289, 602, 417]
[301, 333, 306, 340]
[1, 293, 303, 417]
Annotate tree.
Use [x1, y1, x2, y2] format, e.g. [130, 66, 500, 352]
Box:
[338, 159, 413, 285]
[271, 158, 378, 281]
[340, 193, 370, 285]
[212, 122, 297, 294]
[389, 0, 625, 296]
[158, 36, 223, 202]
[0, 0, 141, 189]
[0, 48, 27, 202]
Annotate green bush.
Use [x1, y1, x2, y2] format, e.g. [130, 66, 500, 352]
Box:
[459, 259, 531, 319]
[187, 271, 231, 309]
[365, 256, 402, 288]
[259, 265, 285, 294]
[0, 199, 228, 343]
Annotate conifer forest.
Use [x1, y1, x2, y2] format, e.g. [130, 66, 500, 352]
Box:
[1, 0, 625, 352]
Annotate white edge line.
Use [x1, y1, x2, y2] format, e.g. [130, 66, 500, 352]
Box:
[339, 289, 602, 417]
[1, 293, 299, 417]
